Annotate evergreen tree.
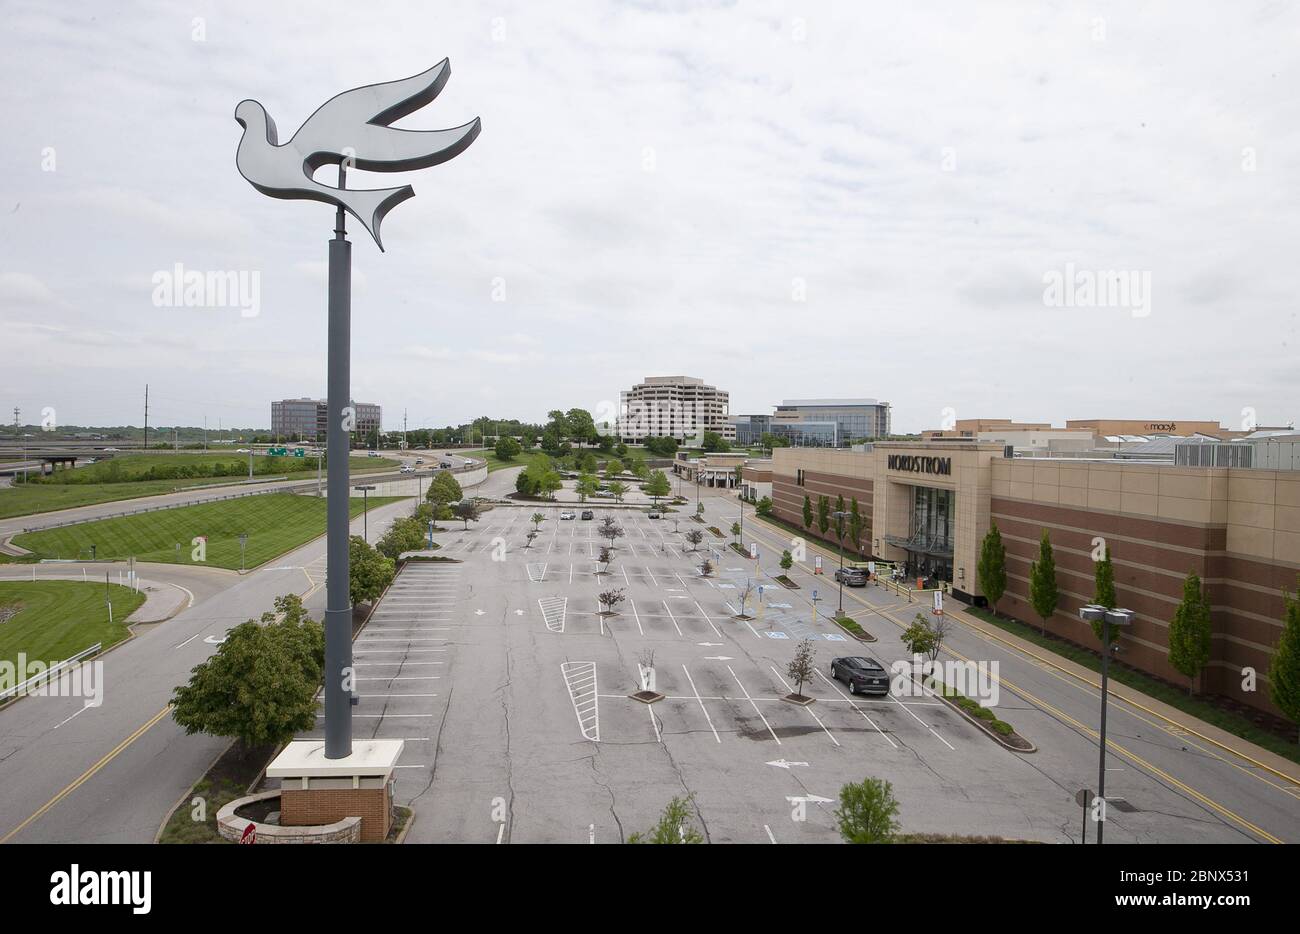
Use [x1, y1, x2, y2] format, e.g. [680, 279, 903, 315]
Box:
[977, 522, 1007, 614]
[1268, 577, 1300, 742]
[817, 495, 830, 535]
[1091, 545, 1119, 644]
[802, 494, 813, 529]
[1168, 570, 1212, 695]
[1028, 528, 1059, 636]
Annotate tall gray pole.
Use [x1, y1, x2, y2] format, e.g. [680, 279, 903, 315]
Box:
[324, 181, 353, 759]
[1096, 618, 1111, 844]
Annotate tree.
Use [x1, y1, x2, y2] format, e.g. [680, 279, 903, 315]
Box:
[576, 473, 599, 503]
[630, 458, 650, 481]
[627, 796, 703, 844]
[565, 408, 597, 448]
[1269, 578, 1300, 742]
[644, 469, 671, 505]
[780, 549, 793, 571]
[608, 480, 628, 503]
[597, 515, 625, 548]
[453, 499, 481, 529]
[604, 458, 624, 479]
[597, 545, 614, 574]
[1028, 529, 1059, 636]
[977, 522, 1007, 614]
[540, 468, 563, 500]
[700, 430, 730, 453]
[901, 613, 936, 657]
[759, 432, 789, 450]
[756, 495, 773, 517]
[736, 579, 755, 618]
[698, 558, 713, 577]
[849, 498, 863, 551]
[1091, 545, 1118, 644]
[598, 587, 625, 614]
[1168, 571, 1212, 695]
[834, 777, 900, 844]
[531, 512, 546, 531]
[684, 528, 704, 551]
[427, 471, 462, 506]
[525, 529, 538, 549]
[493, 436, 521, 461]
[817, 495, 830, 536]
[786, 638, 816, 699]
[730, 521, 741, 543]
[170, 594, 323, 754]
[802, 494, 813, 529]
[349, 535, 395, 606]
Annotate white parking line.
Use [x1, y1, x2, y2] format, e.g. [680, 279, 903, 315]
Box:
[644, 566, 659, 587]
[681, 664, 721, 743]
[660, 600, 683, 636]
[692, 600, 724, 638]
[539, 596, 567, 633]
[768, 665, 839, 746]
[629, 599, 645, 636]
[727, 665, 780, 745]
[813, 669, 898, 748]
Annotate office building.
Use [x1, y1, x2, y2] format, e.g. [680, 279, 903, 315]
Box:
[617, 376, 733, 446]
[770, 398, 891, 447]
[271, 397, 382, 443]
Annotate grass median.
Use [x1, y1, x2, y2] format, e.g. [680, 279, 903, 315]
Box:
[0, 454, 399, 521]
[0, 579, 145, 667]
[12, 493, 405, 570]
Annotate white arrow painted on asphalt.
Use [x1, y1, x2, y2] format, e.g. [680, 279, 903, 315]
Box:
[514, 609, 525, 616]
[697, 642, 724, 647]
[702, 656, 734, 661]
[786, 794, 833, 804]
[203, 635, 227, 645]
[475, 609, 485, 616]
[767, 759, 810, 769]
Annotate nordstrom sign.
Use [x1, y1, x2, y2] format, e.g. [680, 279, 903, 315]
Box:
[887, 454, 952, 476]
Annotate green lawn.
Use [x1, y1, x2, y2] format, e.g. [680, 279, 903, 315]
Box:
[13, 493, 404, 570]
[0, 454, 399, 521]
[0, 580, 145, 667]
[460, 448, 527, 472]
[964, 606, 1300, 766]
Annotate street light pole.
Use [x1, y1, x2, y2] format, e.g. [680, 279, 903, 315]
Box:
[832, 510, 850, 614]
[1078, 604, 1133, 844]
[356, 484, 376, 543]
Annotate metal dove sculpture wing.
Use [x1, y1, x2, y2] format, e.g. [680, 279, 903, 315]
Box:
[235, 60, 480, 250]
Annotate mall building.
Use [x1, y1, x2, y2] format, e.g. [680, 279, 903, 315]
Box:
[771, 437, 1300, 718]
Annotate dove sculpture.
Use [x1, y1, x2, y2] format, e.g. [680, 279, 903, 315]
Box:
[235, 60, 480, 250]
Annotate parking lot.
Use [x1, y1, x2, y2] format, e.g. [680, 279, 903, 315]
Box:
[323, 496, 1106, 844]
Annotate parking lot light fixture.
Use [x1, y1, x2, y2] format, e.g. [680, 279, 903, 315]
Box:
[832, 510, 851, 613]
[1077, 603, 1133, 844]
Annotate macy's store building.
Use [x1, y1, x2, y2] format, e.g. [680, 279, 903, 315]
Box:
[771, 442, 1300, 718]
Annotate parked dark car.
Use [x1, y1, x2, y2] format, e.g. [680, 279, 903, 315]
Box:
[647, 510, 662, 519]
[834, 567, 868, 587]
[581, 510, 594, 520]
[830, 656, 890, 695]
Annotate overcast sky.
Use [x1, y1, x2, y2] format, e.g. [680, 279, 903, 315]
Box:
[2, 1, 1298, 435]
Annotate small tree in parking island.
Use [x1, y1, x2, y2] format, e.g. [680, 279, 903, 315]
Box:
[834, 777, 901, 844]
[730, 521, 741, 543]
[1169, 570, 1212, 695]
[598, 515, 625, 549]
[531, 512, 546, 531]
[902, 613, 936, 658]
[1028, 529, 1059, 636]
[597, 545, 614, 575]
[685, 529, 705, 552]
[525, 529, 538, 549]
[627, 796, 703, 844]
[785, 638, 816, 700]
[608, 481, 629, 503]
[170, 594, 323, 756]
[698, 557, 714, 578]
[454, 499, 482, 530]
[977, 522, 1007, 614]
[598, 587, 625, 615]
[1270, 578, 1300, 742]
[802, 494, 813, 529]
[780, 549, 793, 572]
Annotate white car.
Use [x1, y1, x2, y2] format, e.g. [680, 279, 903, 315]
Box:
[400, 465, 415, 473]
[560, 511, 576, 520]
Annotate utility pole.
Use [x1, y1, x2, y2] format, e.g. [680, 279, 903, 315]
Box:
[143, 384, 149, 450]
[203, 416, 208, 452]
[403, 408, 408, 450]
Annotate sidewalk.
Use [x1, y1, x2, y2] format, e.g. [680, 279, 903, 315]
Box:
[750, 510, 1300, 786]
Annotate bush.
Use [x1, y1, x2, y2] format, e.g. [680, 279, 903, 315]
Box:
[834, 777, 900, 844]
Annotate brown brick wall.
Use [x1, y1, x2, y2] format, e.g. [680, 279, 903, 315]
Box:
[991, 496, 1295, 716]
[281, 787, 390, 843]
[772, 473, 873, 557]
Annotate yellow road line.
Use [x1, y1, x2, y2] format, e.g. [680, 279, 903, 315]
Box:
[1, 705, 172, 844]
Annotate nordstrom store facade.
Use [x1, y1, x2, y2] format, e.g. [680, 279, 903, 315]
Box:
[771, 441, 1300, 717]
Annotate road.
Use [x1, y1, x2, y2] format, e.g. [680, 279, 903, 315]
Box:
[0, 495, 419, 843]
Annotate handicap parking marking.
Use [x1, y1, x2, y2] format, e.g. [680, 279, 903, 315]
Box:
[526, 562, 548, 583]
[560, 661, 600, 741]
[823, 633, 847, 641]
[768, 602, 792, 609]
[766, 631, 789, 639]
[538, 596, 568, 633]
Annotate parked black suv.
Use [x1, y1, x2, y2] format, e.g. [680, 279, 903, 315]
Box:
[581, 510, 594, 520]
[834, 567, 868, 587]
[829, 656, 891, 695]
